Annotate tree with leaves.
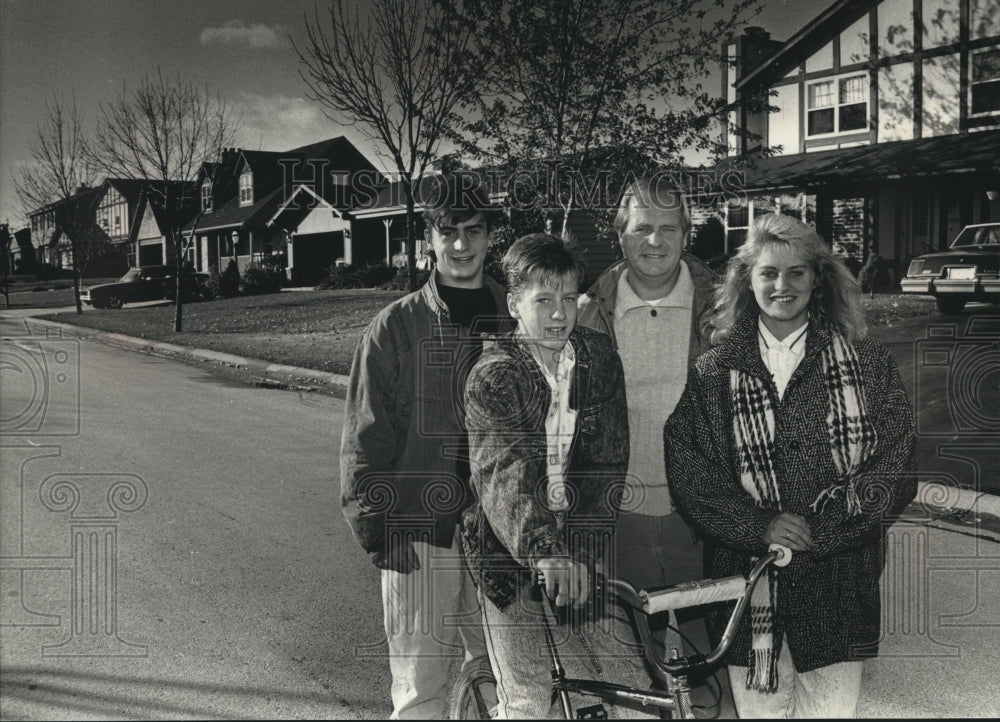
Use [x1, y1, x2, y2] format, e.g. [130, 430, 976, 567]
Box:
[295, 0, 483, 291]
[89, 70, 237, 331]
[453, 0, 763, 235]
[13, 97, 100, 314]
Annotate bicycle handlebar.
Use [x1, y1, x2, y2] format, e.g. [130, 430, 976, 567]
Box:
[640, 542, 791, 614]
[595, 543, 792, 678]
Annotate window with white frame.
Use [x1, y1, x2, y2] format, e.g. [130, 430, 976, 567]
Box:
[807, 74, 868, 136]
[971, 47, 1000, 115]
[239, 171, 253, 206]
[726, 202, 750, 251]
[201, 180, 212, 211]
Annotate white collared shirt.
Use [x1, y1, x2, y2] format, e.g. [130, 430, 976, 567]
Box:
[534, 341, 577, 512]
[757, 318, 808, 400]
[613, 263, 694, 516]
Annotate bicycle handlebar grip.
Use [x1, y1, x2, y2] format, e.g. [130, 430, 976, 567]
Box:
[641, 575, 746, 615]
[768, 543, 793, 567]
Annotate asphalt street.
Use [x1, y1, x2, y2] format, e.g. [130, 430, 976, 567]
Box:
[1, 307, 998, 718]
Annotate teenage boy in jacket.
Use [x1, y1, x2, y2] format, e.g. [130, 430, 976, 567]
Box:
[340, 170, 511, 718]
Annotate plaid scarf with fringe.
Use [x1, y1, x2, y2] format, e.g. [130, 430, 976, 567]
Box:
[731, 325, 878, 691]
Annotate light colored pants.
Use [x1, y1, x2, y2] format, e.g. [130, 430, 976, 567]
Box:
[381, 532, 490, 719]
[728, 639, 863, 718]
[480, 581, 658, 719]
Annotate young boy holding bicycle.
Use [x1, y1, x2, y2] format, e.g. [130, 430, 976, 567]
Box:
[461, 233, 654, 718]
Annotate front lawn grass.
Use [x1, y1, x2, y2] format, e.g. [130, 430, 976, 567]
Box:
[40, 290, 938, 376]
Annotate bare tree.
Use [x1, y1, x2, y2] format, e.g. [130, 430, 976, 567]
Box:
[13, 97, 100, 314]
[295, 0, 482, 291]
[453, 0, 763, 235]
[90, 70, 238, 331]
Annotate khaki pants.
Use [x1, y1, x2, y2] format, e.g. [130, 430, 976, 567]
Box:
[381, 531, 490, 719]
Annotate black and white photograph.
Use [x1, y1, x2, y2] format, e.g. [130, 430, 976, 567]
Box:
[1, 0, 998, 718]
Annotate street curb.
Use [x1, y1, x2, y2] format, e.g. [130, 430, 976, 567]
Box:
[23, 316, 351, 392]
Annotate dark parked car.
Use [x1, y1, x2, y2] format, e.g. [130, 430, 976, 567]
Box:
[900, 222, 1000, 314]
[81, 265, 209, 309]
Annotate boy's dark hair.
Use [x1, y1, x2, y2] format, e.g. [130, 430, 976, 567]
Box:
[503, 233, 586, 297]
[418, 170, 495, 231]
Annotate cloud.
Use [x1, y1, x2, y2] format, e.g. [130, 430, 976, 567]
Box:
[200, 20, 284, 49]
[230, 93, 338, 151]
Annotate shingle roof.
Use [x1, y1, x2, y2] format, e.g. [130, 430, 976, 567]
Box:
[716, 129, 1000, 192]
[185, 186, 285, 233]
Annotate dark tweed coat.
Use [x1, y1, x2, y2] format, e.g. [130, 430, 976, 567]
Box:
[461, 326, 629, 610]
[664, 312, 916, 673]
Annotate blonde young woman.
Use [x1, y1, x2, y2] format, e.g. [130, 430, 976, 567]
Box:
[664, 213, 916, 718]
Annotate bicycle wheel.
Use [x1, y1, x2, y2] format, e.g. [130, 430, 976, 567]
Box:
[449, 665, 497, 719]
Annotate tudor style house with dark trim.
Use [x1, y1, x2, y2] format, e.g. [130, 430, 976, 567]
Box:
[184, 136, 381, 284]
[709, 0, 1000, 281]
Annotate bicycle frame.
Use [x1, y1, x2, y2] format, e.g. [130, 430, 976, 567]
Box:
[541, 547, 788, 719]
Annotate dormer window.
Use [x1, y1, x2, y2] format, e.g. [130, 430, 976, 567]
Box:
[201, 180, 212, 211]
[239, 170, 253, 206]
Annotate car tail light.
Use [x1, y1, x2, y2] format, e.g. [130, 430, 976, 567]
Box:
[906, 259, 924, 276]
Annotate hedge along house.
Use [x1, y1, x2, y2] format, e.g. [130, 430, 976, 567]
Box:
[712, 0, 1000, 282]
[183, 136, 381, 283]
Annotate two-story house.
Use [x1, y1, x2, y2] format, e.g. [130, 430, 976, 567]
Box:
[28, 185, 118, 276]
[95, 178, 199, 268]
[709, 0, 1000, 281]
[185, 136, 381, 284]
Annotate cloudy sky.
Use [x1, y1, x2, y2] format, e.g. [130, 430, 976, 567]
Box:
[0, 0, 828, 227]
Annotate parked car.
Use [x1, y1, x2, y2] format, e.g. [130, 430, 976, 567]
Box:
[81, 265, 209, 309]
[900, 222, 1000, 314]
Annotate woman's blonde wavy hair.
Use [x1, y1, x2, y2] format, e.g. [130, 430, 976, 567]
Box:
[709, 213, 867, 345]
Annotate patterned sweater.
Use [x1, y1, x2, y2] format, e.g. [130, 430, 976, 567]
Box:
[461, 327, 629, 610]
[664, 312, 917, 672]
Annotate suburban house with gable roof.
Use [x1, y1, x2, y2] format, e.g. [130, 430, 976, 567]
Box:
[704, 0, 1000, 282]
[184, 136, 381, 284]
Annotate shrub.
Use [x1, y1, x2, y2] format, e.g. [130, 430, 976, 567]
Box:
[207, 260, 241, 298]
[240, 263, 284, 295]
[381, 266, 431, 290]
[484, 225, 516, 286]
[858, 254, 891, 295]
[319, 261, 395, 290]
[26, 261, 75, 281]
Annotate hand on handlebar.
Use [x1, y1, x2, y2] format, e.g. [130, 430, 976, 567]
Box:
[763, 512, 813, 552]
[534, 557, 589, 608]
